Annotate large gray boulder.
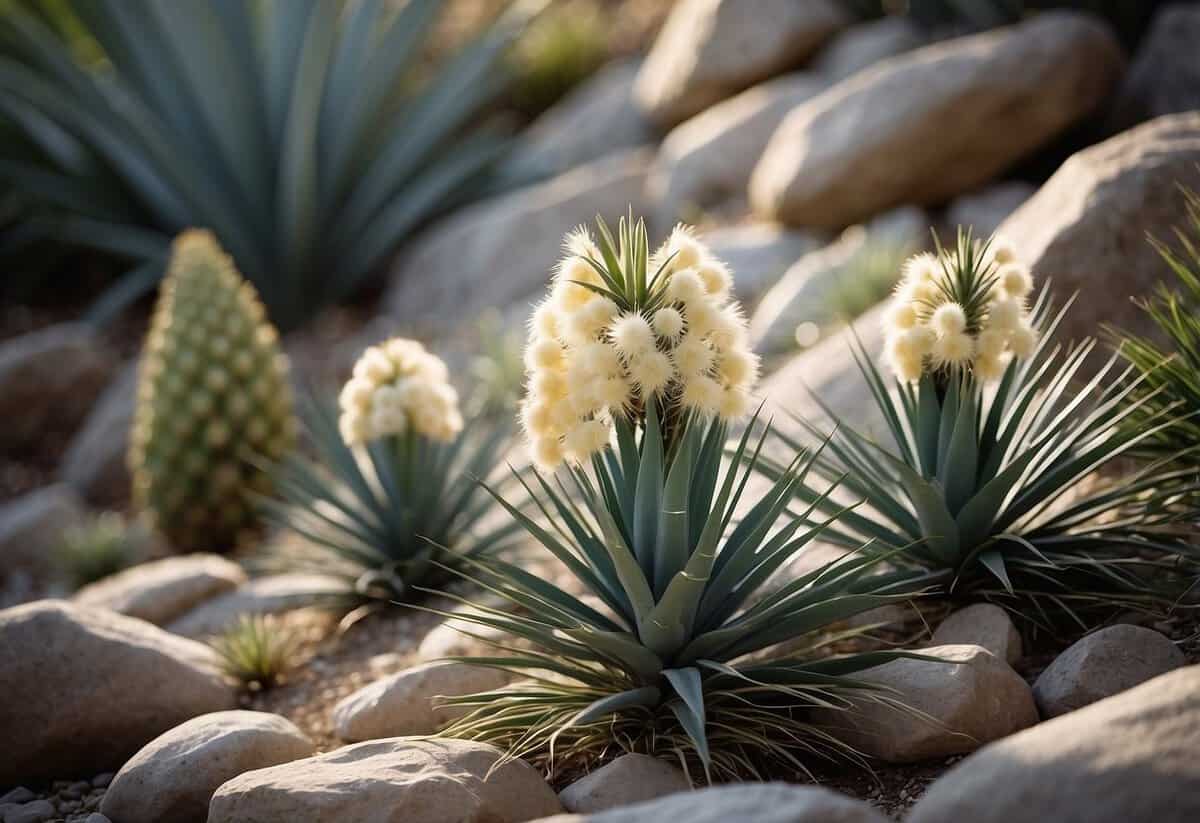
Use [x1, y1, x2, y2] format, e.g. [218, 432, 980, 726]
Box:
[750, 12, 1124, 229]
[816, 644, 1038, 763]
[73, 554, 246, 626]
[558, 754, 691, 814]
[811, 16, 925, 82]
[99, 711, 314, 823]
[1106, 4, 1200, 133]
[649, 74, 826, 229]
[383, 149, 651, 339]
[997, 112, 1200, 348]
[505, 60, 653, 180]
[207, 738, 562, 823]
[1032, 624, 1186, 719]
[908, 665, 1200, 823]
[0, 600, 235, 785]
[531, 782, 887, 823]
[634, 0, 850, 128]
[332, 661, 511, 741]
[0, 323, 116, 451]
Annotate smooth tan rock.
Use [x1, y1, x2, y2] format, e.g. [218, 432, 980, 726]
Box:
[1032, 624, 1186, 718]
[383, 149, 651, 339]
[817, 644, 1038, 763]
[0, 323, 116, 450]
[532, 782, 887, 823]
[650, 73, 826, 228]
[417, 612, 509, 661]
[558, 754, 691, 813]
[74, 554, 246, 626]
[750, 12, 1124, 228]
[506, 59, 653, 180]
[0, 484, 88, 576]
[333, 661, 511, 741]
[0, 601, 235, 785]
[634, 0, 850, 128]
[930, 604, 1022, 666]
[207, 737, 562, 823]
[908, 665, 1200, 823]
[997, 112, 1200, 349]
[1106, 5, 1200, 134]
[99, 711, 313, 823]
[165, 573, 345, 638]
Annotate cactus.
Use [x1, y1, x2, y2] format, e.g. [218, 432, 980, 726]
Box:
[128, 230, 297, 551]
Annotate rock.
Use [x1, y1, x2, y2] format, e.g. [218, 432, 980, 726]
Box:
[634, 0, 850, 128]
[0, 484, 88, 576]
[649, 74, 827, 229]
[1106, 4, 1200, 134]
[84, 816, 111, 823]
[930, 604, 1022, 666]
[699, 223, 824, 307]
[333, 661, 511, 741]
[0, 323, 116, 451]
[997, 112, 1200, 348]
[1032, 624, 1185, 719]
[559, 754, 691, 814]
[505, 60, 653, 180]
[760, 302, 887, 438]
[207, 737, 562, 823]
[165, 573, 345, 638]
[0, 600, 235, 785]
[812, 16, 925, 82]
[417, 613, 509, 661]
[73, 554, 246, 626]
[944, 182, 1036, 239]
[60, 361, 137, 506]
[817, 644, 1038, 763]
[383, 149, 651, 339]
[0, 790, 35, 806]
[749, 206, 927, 353]
[5, 800, 55, 823]
[99, 711, 314, 823]
[531, 782, 887, 823]
[908, 665, 1200, 823]
[750, 13, 1124, 229]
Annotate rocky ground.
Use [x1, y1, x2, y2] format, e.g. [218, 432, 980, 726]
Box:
[4, 1, 1200, 821]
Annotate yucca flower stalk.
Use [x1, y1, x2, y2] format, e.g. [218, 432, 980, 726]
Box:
[262, 338, 524, 604]
[768, 231, 1200, 634]
[1115, 186, 1200, 469]
[437, 216, 936, 781]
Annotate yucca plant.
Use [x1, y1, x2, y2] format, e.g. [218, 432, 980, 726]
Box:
[0, 0, 543, 330]
[768, 231, 1200, 634]
[261, 338, 524, 604]
[209, 613, 301, 691]
[436, 216, 935, 781]
[1114, 186, 1200, 469]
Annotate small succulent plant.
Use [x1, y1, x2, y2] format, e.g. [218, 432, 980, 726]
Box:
[56, 512, 148, 589]
[208, 613, 301, 691]
[128, 230, 297, 552]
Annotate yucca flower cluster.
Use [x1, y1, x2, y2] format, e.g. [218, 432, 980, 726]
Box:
[883, 237, 1037, 383]
[520, 224, 758, 467]
[338, 339, 464, 447]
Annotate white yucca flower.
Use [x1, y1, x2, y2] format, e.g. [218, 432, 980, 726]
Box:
[881, 234, 1038, 384]
[339, 338, 462, 445]
[519, 221, 759, 468]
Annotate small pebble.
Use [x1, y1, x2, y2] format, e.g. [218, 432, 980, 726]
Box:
[85, 815, 112, 823]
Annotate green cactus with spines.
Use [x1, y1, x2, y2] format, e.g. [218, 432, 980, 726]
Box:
[129, 230, 297, 552]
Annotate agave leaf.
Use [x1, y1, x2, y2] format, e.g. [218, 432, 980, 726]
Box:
[572, 686, 661, 725]
[977, 550, 1013, 594]
[633, 399, 665, 577]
